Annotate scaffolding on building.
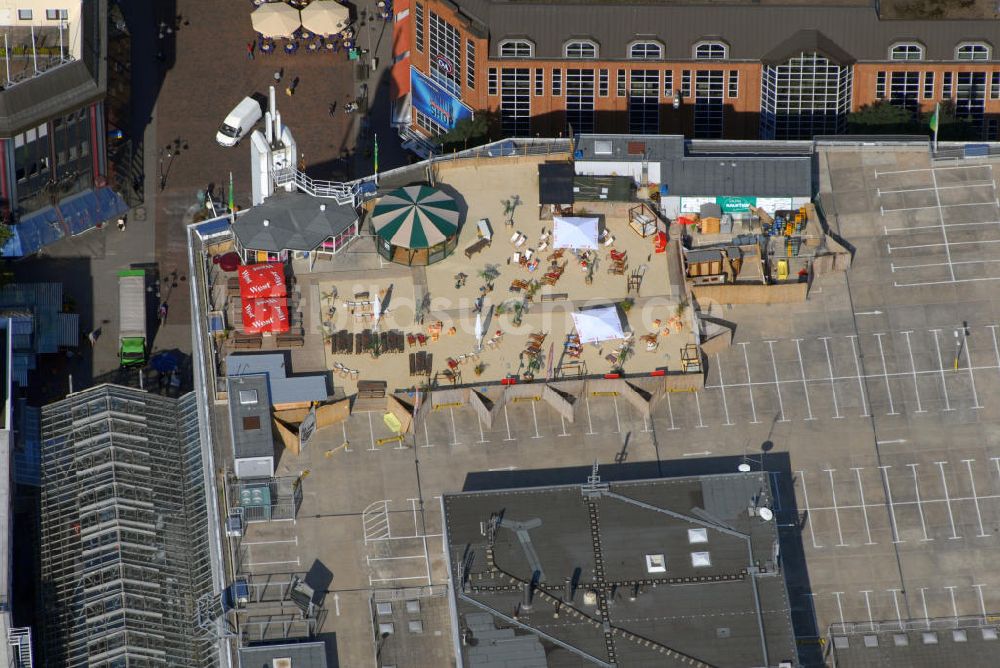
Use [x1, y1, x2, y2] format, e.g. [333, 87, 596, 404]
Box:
[38, 385, 219, 667]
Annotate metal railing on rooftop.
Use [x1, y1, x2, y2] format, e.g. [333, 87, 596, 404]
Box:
[271, 168, 358, 205]
[829, 614, 998, 635]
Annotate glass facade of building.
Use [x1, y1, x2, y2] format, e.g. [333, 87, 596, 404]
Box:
[760, 52, 853, 139]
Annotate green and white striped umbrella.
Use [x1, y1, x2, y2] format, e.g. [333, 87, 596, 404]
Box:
[371, 185, 460, 249]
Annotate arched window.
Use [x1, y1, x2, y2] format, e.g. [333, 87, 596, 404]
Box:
[564, 40, 598, 59]
[956, 42, 990, 61]
[498, 39, 534, 59]
[889, 43, 924, 61]
[694, 41, 727, 60]
[629, 41, 663, 60]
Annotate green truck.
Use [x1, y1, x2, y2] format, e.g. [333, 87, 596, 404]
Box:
[118, 269, 148, 367]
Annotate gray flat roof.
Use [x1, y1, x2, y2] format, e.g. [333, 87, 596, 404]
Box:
[443, 473, 797, 667]
[234, 191, 358, 253]
[575, 135, 813, 198]
[227, 374, 275, 460]
[238, 640, 329, 668]
[226, 353, 329, 406]
[0, 0, 105, 136]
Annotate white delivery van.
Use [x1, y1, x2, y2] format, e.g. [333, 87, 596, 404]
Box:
[216, 97, 263, 147]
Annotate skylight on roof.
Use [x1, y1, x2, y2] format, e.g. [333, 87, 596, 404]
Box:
[688, 528, 708, 544]
[691, 551, 711, 567]
[645, 554, 666, 573]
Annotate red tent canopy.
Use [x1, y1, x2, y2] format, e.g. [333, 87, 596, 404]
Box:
[238, 263, 287, 300]
[241, 297, 290, 334]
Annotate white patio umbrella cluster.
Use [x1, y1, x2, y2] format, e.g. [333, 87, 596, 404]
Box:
[251, 2, 301, 38]
[571, 305, 626, 344]
[552, 216, 599, 250]
[301, 0, 350, 35]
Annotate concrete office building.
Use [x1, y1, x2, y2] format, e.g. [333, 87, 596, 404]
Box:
[389, 0, 1000, 144]
[0, 0, 127, 257]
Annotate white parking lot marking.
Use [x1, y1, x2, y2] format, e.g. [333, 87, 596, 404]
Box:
[611, 395, 621, 434]
[716, 354, 733, 426]
[945, 585, 959, 619]
[503, 404, 514, 441]
[449, 407, 463, 445]
[824, 469, 848, 547]
[693, 391, 707, 429]
[861, 590, 874, 626]
[963, 329, 982, 408]
[819, 337, 842, 419]
[963, 459, 988, 538]
[584, 396, 595, 436]
[766, 340, 788, 422]
[930, 329, 954, 411]
[797, 470, 822, 549]
[901, 331, 926, 413]
[874, 333, 898, 416]
[740, 342, 760, 424]
[848, 335, 870, 417]
[935, 461, 961, 540]
[852, 467, 876, 545]
[530, 401, 542, 439]
[833, 591, 846, 626]
[889, 589, 903, 625]
[665, 392, 678, 430]
[794, 339, 815, 420]
[974, 584, 988, 617]
[920, 588, 930, 627]
[909, 464, 932, 542]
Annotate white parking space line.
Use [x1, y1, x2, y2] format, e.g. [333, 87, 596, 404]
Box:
[367, 412, 377, 451]
[883, 200, 996, 214]
[370, 575, 428, 584]
[833, 592, 846, 626]
[895, 275, 1000, 288]
[989, 325, 1000, 379]
[901, 331, 926, 413]
[945, 585, 959, 619]
[878, 181, 996, 195]
[584, 396, 596, 436]
[849, 335, 870, 417]
[477, 415, 489, 444]
[558, 415, 570, 437]
[920, 588, 931, 627]
[611, 396, 622, 434]
[908, 464, 933, 542]
[874, 333, 898, 416]
[716, 354, 733, 426]
[530, 402, 542, 439]
[342, 422, 352, 452]
[794, 339, 815, 421]
[852, 467, 876, 545]
[935, 166, 973, 283]
[740, 342, 760, 424]
[876, 164, 993, 176]
[824, 469, 848, 547]
[974, 584, 988, 617]
[766, 340, 788, 422]
[503, 404, 514, 441]
[861, 590, 874, 626]
[422, 420, 435, 448]
[246, 557, 300, 568]
[889, 589, 903, 625]
[963, 330, 982, 408]
[819, 337, 842, 419]
[888, 237, 1000, 253]
[962, 459, 988, 538]
[930, 330, 954, 411]
[884, 219, 1000, 234]
[797, 470, 822, 549]
[242, 537, 299, 546]
[935, 461, 961, 540]
[693, 391, 707, 429]
[449, 408, 462, 445]
[664, 393, 678, 431]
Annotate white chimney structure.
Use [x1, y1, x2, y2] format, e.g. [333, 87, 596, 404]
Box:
[250, 85, 298, 205]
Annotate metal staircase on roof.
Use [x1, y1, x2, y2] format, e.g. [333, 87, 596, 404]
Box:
[270, 167, 358, 205]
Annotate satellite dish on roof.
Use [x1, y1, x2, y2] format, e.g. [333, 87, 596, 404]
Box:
[738, 463, 752, 473]
[758, 507, 774, 522]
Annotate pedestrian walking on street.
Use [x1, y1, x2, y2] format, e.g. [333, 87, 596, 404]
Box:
[117, 217, 126, 232]
[159, 302, 169, 323]
[247, 41, 255, 60]
[274, 68, 283, 84]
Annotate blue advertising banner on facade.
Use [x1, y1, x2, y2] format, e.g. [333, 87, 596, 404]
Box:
[410, 66, 473, 131]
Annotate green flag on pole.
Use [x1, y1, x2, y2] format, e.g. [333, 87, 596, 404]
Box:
[929, 102, 940, 152]
[228, 171, 234, 214]
[373, 133, 379, 176]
